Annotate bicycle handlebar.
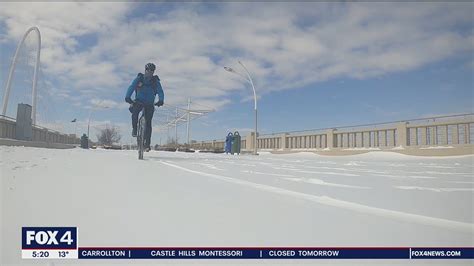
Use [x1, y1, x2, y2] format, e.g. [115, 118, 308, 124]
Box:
[132, 100, 162, 107]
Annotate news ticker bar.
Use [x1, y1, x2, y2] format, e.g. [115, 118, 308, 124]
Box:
[21, 228, 474, 260]
[26, 247, 469, 259]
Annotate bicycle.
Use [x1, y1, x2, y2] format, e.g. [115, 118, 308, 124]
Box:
[134, 101, 159, 160]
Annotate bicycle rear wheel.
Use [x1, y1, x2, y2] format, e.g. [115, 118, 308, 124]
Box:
[137, 115, 146, 160]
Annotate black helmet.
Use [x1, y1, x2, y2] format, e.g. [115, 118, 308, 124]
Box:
[145, 63, 156, 71]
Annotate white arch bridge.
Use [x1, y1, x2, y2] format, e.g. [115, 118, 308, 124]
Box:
[1, 26, 41, 125]
[0, 26, 81, 146]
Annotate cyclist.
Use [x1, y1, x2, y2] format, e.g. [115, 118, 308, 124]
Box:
[125, 63, 164, 152]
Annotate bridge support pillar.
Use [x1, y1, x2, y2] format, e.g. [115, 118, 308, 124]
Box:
[280, 133, 288, 150]
[15, 103, 33, 141]
[326, 129, 335, 150]
[396, 122, 408, 147]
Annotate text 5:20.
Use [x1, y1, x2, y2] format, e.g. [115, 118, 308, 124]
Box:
[32, 251, 49, 257]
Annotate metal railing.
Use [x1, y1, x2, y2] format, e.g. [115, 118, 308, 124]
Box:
[191, 114, 474, 151]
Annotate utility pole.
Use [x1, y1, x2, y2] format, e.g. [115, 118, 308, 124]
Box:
[186, 98, 191, 145]
[166, 113, 170, 144]
[175, 107, 178, 148]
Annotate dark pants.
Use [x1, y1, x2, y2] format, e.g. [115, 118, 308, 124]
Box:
[130, 102, 154, 148]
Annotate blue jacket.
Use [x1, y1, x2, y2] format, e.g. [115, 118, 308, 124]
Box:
[125, 73, 164, 105]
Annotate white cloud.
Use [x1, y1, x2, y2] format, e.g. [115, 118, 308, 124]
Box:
[0, 2, 472, 120]
[89, 98, 125, 110]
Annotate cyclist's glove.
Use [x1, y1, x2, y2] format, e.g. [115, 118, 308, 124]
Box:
[125, 97, 133, 104]
[155, 100, 164, 107]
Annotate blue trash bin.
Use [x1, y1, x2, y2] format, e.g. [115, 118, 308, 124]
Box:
[225, 132, 233, 154]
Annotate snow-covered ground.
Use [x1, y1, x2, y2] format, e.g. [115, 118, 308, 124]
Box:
[1, 146, 473, 265]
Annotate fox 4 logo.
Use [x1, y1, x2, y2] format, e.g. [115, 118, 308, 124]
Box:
[22, 227, 77, 249]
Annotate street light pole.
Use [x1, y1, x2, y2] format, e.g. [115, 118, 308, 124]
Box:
[87, 106, 109, 142]
[224, 61, 258, 155]
[87, 109, 93, 140]
[238, 61, 258, 155]
[74, 122, 77, 137]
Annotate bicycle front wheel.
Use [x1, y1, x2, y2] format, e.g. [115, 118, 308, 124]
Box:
[137, 115, 146, 160]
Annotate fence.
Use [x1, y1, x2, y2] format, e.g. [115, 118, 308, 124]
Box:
[190, 139, 247, 151]
[190, 114, 474, 153]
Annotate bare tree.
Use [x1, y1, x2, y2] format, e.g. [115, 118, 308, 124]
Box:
[167, 137, 177, 146]
[96, 124, 121, 145]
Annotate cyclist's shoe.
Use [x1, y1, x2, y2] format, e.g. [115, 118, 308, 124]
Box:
[132, 128, 137, 137]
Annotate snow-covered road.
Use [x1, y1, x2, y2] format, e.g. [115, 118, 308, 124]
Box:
[1, 146, 473, 265]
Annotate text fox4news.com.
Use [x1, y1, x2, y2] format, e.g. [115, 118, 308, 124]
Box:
[21, 227, 473, 262]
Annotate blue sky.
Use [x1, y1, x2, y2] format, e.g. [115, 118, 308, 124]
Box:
[0, 2, 472, 145]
